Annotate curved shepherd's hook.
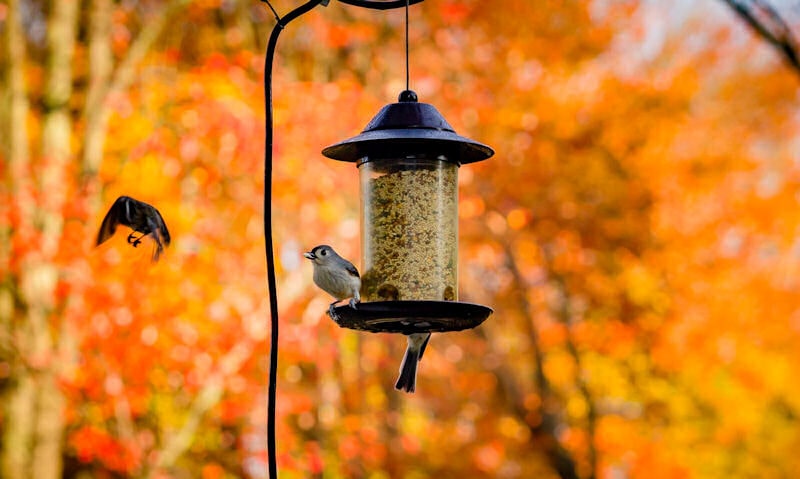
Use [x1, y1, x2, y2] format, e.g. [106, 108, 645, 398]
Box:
[261, 1, 328, 477]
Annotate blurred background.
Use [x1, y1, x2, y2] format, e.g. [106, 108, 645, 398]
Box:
[2, 0, 800, 477]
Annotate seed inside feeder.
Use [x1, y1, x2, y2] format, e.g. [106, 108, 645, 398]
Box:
[359, 157, 458, 302]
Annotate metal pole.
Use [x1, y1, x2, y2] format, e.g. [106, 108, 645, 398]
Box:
[261, 2, 326, 477]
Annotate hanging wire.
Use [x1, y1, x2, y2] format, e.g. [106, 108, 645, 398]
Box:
[260, 1, 325, 478]
[263, 0, 281, 23]
[405, 0, 410, 91]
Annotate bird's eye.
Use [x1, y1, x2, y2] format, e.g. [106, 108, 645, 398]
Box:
[320, 249, 327, 256]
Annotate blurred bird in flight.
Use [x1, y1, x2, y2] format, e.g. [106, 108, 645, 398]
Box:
[96, 196, 171, 262]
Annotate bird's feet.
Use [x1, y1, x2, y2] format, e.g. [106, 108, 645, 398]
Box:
[127, 232, 143, 247]
[328, 302, 341, 322]
[349, 298, 359, 309]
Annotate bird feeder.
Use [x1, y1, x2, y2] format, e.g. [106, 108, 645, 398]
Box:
[322, 90, 494, 334]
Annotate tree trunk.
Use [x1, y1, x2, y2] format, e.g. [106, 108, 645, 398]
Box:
[1, 0, 36, 477]
[24, 0, 79, 477]
[2, 368, 36, 479]
[81, 0, 114, 205]
[39, 0, 78, 254]
[0, 0, 31, 274]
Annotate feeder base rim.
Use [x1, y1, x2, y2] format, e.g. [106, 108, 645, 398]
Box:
[329, 300, 492, 334]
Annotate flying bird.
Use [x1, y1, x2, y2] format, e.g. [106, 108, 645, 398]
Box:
[96, 196, 171, 262]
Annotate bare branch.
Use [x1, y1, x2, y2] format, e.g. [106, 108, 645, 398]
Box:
[492, 240, 581, 479]
[546, 269, 599, 479]
[721, 0, 800, 77]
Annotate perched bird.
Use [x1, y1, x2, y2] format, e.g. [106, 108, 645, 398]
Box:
[395, 332, 431, 394]
[96, 196, 171, 262]
[303, 245, 361, 318]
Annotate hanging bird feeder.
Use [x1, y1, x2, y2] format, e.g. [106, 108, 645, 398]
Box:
[322, 89, 494, 333]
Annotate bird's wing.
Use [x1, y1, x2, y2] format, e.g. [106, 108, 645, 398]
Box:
[345, 262, 360, 278]
[96, 197, 130, 245]
[145, 210, 170, 262]
[153, 207, 171, 246]
[119, 200, 167, 262]
[418, 333, 431, 361]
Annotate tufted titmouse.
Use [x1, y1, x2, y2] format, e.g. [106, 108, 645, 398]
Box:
[96, 196, 171, 262]
[395, 332, 431, 393]
[304, 245, 361, 318]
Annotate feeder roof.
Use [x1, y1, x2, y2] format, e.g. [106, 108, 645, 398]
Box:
[322, 90, 494, 165]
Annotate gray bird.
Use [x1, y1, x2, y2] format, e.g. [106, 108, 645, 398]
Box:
[96, 196, 171, 262]
[395, 332, 431, 393]
[303, 245, 361, 318]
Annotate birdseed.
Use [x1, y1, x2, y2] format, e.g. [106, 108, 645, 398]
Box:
[360, 160, 458, 301]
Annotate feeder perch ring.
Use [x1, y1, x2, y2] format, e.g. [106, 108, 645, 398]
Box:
[329, 300, 492, 334]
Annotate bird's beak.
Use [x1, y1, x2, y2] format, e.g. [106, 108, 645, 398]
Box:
[303, 252, 316, 260]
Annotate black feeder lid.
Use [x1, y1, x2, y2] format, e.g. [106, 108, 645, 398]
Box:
[322, 90, 494, 164]
[330, 300, 492, 334]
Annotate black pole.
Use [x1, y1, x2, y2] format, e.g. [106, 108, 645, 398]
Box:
[262, 1, 325, 478]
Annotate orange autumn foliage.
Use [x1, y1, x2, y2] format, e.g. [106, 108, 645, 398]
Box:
[3, 1, 800, 478]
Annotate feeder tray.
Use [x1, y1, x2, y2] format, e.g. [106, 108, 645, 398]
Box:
[329, 300, 492, 334]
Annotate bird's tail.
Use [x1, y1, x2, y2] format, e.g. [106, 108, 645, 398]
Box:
[148, 218, 166, 262]
[394, 345, 420, 393]
[150, 242, 164, 262]
[394, 333, 430, 393]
